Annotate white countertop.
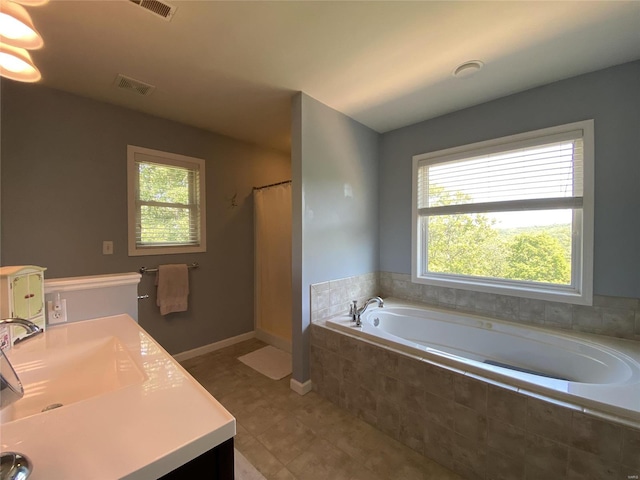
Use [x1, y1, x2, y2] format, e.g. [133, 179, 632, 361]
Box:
[1, 314, 235, 479]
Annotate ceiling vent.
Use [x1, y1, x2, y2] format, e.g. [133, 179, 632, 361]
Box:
[128, 0, 176, 21]
[114, 74, 156, 96]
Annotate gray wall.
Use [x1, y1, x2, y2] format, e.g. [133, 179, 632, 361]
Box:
[291, 93, 379, 382]
[1, 81, 290, 354]
[379, 60, 640, 299]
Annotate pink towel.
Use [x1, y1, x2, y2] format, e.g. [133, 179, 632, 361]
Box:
[155, 264, 189, 315]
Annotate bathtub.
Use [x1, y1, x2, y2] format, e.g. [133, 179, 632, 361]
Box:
[326, 298, 640, 425]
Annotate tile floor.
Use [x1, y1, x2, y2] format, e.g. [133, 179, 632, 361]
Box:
[181, 338, 462, 480]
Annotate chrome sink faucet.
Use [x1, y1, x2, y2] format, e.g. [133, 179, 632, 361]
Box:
[350, 297, 384, 327]
[0, 318, 40, 480]
[0, 318, 42, 345]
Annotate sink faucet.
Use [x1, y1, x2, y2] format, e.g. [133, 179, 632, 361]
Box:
[0, 319, 39, 480]
[0, 318, 42, 345]
[350, 297, 384, 327]
[0, 452, 32, 480]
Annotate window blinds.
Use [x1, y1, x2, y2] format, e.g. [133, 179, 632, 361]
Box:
[135, 159, 201, 247]
[417, 132, 584, 216]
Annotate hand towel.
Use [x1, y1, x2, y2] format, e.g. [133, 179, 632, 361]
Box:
[155, 264, 189, 315]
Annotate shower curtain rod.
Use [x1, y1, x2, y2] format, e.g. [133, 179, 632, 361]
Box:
[253, 179, 292, 191]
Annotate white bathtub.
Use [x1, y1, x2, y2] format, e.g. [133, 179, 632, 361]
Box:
[326, 298, 640, 425]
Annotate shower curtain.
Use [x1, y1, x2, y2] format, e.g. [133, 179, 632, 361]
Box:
[254, 182, 292, 351]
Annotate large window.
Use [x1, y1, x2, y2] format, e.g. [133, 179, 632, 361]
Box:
[127, 145, 206, 256]
[412, 120, 594, 305]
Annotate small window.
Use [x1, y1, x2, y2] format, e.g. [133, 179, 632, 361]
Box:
[411, 120, 594, 305]
[127, 145, 206, 256]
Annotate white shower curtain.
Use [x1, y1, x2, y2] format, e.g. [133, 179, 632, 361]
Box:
[254, 183, 292, 350]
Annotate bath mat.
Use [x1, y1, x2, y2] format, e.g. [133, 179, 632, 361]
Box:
[238, 345, 292, 380]
[235, 448, 266, 480]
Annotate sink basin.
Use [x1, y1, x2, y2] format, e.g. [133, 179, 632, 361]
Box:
[0, 314, 235, 480]
[1, 333, 145, 424]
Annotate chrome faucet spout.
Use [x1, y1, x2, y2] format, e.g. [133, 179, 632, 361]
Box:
[353, 297, 384, 327]
[0, 318, 42, 345]
[0, 320, 35, 480]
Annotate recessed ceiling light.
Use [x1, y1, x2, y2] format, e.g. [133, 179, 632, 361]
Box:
[453, 60, 484, 78]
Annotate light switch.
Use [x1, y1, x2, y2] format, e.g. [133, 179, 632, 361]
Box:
[103, 241, 114, 255]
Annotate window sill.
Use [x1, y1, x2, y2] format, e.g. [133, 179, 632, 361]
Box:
[128, 245, 206, 257]
[411, 273, 592, 306]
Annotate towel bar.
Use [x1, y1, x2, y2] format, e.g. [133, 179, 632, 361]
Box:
[139, 263, 199, 274]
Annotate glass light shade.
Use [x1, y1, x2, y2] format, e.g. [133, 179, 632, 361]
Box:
[9, 0, 48, 5]
[0, 43, 41, 82]
[0, 0, 43, 49]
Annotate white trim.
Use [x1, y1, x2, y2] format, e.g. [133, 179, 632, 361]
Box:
[418, 197, 583, 217]
[290, 378, 313, 396]
[172, 331, 256, 362]
[127, 145, 207, 257]
[44, 272, 141, 293]
[412, 124, 585, 165]
[580, 119, 595, 307]
[411, 120, 594, 306]
[255, 328, 292, 353]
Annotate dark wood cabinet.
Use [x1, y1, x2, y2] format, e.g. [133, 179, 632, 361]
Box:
[159, 438, 234, 479]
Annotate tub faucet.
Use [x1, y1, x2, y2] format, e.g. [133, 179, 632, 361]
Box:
[0, 318, 42, 345]
[351, 297, 384, 327]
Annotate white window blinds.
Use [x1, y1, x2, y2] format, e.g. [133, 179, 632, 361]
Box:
[417, 130, 584, 215]
[410, 120, 594, 305]
[127, 145, 206, 256]
[135, 159, 202, 247]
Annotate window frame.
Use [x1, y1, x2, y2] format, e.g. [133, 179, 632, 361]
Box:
[127, 145, 207, 256]
[411, 120, 594, 305]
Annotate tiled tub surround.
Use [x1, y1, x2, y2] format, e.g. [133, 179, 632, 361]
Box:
[327, 300, 640, 424]
[310, 272, 379, 323]
[379, 272, 640, 342]
[310, 272, 640, 342]
[310, 323, 640, 480]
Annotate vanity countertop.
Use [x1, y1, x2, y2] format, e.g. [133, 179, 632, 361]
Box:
[0, 314, 235, 479]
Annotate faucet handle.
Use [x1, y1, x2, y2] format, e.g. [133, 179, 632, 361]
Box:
[349, 300, 358, 316]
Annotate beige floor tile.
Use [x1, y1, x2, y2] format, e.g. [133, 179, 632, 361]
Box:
[237, 436, 287, 479]
[286, 437, 363, 480]
[181, 339, 460, 480]
[272, 467, 297, 480]
[234, 422, 254, 451]
[292, 394, 355, 434]
[218, 386, 266, 416]
[321, 414, 387, 459]
[256, 417, 317, 465]
[237, 399, 289, 436]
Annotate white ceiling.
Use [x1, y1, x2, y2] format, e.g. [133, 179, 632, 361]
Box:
[27, 1, 640, 153]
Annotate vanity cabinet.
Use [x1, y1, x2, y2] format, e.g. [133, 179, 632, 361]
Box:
[0, 266, 46, 347]
[160, 438, 234, 479]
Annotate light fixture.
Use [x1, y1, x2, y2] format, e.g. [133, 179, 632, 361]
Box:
[0, 0, 43, 49]
[0, 43, 41, 82]
[10, 0, 48, 5]
[453, 60, 484, 78]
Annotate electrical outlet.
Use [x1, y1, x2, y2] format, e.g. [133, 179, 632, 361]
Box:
[103, 240, 114, 255]
[47, 299, 67, 324]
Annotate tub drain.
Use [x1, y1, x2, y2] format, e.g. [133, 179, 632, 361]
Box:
[41, 403, 63, 412]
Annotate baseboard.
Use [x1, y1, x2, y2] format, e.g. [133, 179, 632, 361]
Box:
[173, 331, 256, 362]
[255, 328, 292, 353]
[290, 378, 313, 396]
